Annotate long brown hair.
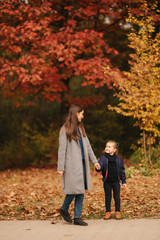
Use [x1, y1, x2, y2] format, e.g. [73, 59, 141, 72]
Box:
[63, 104, 86, 141]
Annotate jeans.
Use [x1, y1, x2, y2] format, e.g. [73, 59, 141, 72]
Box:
[61, 194, 84, 218]
[104, 181, 120, 212]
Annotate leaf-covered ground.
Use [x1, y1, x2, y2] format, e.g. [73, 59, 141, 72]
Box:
[0, 168, 160, 220]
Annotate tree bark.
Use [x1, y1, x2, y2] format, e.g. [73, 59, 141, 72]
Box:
[148, 131, 152, 165]
[60, 78, 70, 124]
[143, 130, 148, 163]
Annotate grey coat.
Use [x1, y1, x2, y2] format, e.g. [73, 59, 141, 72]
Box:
[57, 127, 97, 194]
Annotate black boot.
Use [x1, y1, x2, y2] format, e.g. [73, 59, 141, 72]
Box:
[60, 209, 72, 223]
[74, 218, 88, 226]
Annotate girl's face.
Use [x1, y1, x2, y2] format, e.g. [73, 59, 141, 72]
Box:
[105, 142, 116, 155]
[77, 110, 84, 123]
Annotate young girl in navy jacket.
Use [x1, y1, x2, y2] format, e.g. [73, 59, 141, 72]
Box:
[97, 140, 126, 220]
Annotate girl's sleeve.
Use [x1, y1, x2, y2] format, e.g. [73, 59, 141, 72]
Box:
[96, 156, 104, 172]
[85, 136, 97, 164]
[120, 159, 126, 184]
[57, 128, 67, 171]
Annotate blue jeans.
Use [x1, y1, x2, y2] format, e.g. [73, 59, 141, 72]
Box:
[61, 194, 84, 218]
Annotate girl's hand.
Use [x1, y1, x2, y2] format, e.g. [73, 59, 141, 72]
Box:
[123, 183, 127, 189]
[94, 162, 101, 170]
[57, 170, 64, 176]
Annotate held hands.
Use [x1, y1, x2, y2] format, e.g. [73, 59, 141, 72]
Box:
[94, 162, 101, 170]
[57, 170, 64, 176]
[58, 164, 101, 175]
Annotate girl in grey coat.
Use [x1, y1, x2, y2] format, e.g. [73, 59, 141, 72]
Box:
[57, 104, 100, 226]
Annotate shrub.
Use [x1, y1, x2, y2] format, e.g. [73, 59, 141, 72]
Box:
[125, 166, 135, 178]
[0, 122, 59, 170]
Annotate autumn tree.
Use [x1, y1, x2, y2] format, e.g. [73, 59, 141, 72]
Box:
[1, 1, 147, 114]
[0, 0, 126, 116]
[0, 1, 64, 104]
[108, 1, 160, 164]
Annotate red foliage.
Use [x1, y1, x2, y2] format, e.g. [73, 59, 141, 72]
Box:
[2, 0, 156, 105]
[67, 95, 105, 108]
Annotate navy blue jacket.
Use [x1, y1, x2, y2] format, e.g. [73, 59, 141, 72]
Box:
[97, 155, 126, 184]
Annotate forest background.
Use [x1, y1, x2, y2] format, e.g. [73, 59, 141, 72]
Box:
[0, 0, 160, 221]
[0, 0, 160, 171]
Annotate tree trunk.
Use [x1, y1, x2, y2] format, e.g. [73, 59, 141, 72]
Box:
[143, 130, 148, 163]
[94, 2, 100, 30]
[60, 78, 70, 124]
[148, 131, 152, 165]
[60, 91, 69, 124]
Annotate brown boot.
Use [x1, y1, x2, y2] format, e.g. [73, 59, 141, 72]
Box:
[115, 211, 121, 220]
[104, 212, 111, 220]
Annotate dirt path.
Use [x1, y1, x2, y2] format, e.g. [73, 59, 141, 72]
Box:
[0, 219, 160, 240]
